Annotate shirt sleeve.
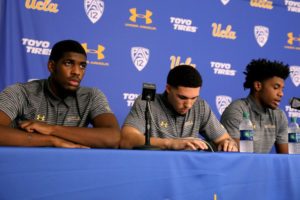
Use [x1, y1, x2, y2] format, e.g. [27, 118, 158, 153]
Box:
[220, 100, 245, 139]
[275, 110, 288, 144]
[122, 95, 146, 134]
[0, 84, 26, 120]
[89, 88, 113, 119]
[199, 100, 227, 141]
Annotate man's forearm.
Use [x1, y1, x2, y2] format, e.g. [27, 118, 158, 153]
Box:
[0, 125, 54, 147]
[50, 126, 120, 148]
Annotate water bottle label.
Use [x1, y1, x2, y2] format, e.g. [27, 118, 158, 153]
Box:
[240, 130, 254, 141]
[288, 133, 300, 143]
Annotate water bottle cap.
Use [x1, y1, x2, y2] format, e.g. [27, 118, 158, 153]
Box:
[291, 117, 297, 123]
[243, 112, 249, 118]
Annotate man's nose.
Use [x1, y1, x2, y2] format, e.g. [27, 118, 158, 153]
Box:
[278, 90, 284, 97]
[71, 65, 81, 75]
[184, 99, 193, 108]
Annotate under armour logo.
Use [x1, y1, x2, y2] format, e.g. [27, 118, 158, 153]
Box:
[82, 43, 105, 60]
[129, 8, 152, 24]
[36, 114, 45, 121]
[160, 121, 168, 128]
[287, 32, 300, 45]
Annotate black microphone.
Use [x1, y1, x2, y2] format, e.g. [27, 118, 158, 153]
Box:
[133, 83, 160, 150]
[290, 97, 300, 110]
[142, 83, 156, 101]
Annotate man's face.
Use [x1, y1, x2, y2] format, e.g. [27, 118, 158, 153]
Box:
[48, 52, 87, 93]
[166, 85, 200, 115]
[255, 76, 285, 109]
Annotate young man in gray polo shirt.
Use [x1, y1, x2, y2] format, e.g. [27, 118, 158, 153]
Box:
[0, 40, 120, 148]
[221, 59, 290, 153]
[120, 65, 238, 152]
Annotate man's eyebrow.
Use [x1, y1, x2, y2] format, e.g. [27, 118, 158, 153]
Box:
[177, 94, 198, 99]
[274, 82, 284, 88]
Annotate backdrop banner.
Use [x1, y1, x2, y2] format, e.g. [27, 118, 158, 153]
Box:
[1, 0, 300, 126]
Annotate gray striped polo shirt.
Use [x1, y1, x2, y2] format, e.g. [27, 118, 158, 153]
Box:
[0, 79, 112, 128]
[124, 92, 227, 141]
[220, 95, 288, 153]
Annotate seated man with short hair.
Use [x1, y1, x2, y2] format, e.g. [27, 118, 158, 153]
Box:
[120, 65, 238, 152]
[0, 40, 120, 148]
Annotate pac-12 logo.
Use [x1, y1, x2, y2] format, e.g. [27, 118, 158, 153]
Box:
[84, 0, 104, 24]
[131, 47, 150, 71]
[290, 66, 300, 87]
[254, 25, 269, 47]
[216, 95, 232, 115]
[221, 0, 230, 5]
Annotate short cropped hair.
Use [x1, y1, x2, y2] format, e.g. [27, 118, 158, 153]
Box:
[243, 58, 290, 90]
[167, 65, 202, 88]
[49, 40, 86, 62]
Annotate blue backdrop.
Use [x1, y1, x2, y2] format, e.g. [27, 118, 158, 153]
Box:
[1, 0, 300, 125]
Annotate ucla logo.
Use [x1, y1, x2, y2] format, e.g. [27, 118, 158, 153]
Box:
[216, 95, 232, 115]
[250, 0, 273, 9]
[290, 66, 300, 87]
[254, 26, 269, 47]
[212, 23, 236, 40]
[84, 0, 104, 24]
[25, 0, 59, 13]
[170, 56, 196, 69]
[131, 47, 150, 71]
[221, 0, 230, 5]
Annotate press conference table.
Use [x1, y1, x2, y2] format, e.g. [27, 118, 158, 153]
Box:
[0, 147, 299, 200]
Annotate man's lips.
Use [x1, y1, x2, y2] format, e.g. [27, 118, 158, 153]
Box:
[273, 99, 281, 106]
[68, 79, 80, 86]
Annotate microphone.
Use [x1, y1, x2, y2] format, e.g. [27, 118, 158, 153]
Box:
[290, 97, 300, 110]
[142, 83, 156, 101]
[133, 83, 160, 150]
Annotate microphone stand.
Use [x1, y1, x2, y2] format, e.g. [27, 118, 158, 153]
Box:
[133, 96, 160, 150]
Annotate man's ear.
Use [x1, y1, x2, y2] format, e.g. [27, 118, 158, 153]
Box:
[48, 60, 55, 74]
[166, 84, 171, 94]
[253, 81, 262, 92]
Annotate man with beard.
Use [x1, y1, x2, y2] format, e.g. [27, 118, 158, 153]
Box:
[221, 59, 290, 153]
[120, 65, 238, 152]
[0, 40, 120, 148]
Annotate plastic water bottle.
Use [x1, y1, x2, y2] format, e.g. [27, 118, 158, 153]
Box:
[288, 117, 300, 154]
[239, 112, 254, 153]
